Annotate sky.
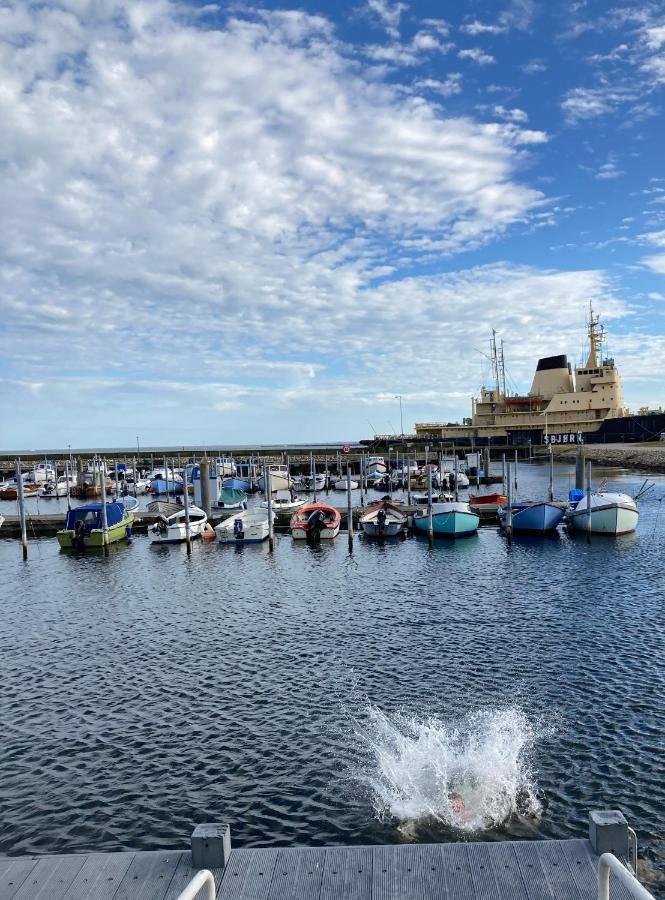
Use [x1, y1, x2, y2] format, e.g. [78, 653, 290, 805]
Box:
[2, 0, 665, 449]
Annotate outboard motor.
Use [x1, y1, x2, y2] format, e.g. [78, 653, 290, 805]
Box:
[233, 517, 245, 540]
[377, 507, 387, 536]
[306, 509, 326, 544]
[73, 518, 86, 550]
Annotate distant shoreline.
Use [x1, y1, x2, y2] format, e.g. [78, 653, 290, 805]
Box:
[545, 443, 665, 473]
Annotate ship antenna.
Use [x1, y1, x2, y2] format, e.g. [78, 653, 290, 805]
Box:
[499, 339, 507, 397]
[586, 300, 600, 368]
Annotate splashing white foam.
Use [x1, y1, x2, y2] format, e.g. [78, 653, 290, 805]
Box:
[354, 704, 543, 833]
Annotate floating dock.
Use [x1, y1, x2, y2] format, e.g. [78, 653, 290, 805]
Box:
[0, 812, 647, 900]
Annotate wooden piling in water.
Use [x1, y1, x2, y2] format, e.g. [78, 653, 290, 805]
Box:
[505, 461, 513, 544]
[266, 467, 274, 552]
[586, 459, 592, 544]
[347, 464, 353, 552]
[99, 460, 109, 555]
[15, 459, 28, 560]
[183, 464, 192, 555]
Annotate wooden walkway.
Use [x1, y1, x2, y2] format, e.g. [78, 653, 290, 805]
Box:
[0, 838, 635, 900]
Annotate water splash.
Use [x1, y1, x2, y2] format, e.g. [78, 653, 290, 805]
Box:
[354, 704, 544, 833]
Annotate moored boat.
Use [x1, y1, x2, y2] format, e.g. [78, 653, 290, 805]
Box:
[57, 497, 138, 549]
[215, 508, 274, 543]
[469, 492, 507, 512]
[260, 490, 306, 519]
[498, 500, 564, 533]
[291, 503, 341, 541]
[565, 490, 638, 535]
[258, 466, 291, 492]
[413, 501, 479, 538]
[215, 488, 248, 512]
[360, 501, 407, 537]
[40, 474, 77, 498]
[223, 476, 251, 492]
[149, 500, 208, 544]
[334, 478, 358, 490]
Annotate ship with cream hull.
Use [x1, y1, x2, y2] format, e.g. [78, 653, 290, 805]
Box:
[413, 307, 643, 444]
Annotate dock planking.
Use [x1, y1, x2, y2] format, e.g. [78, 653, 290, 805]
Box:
[0, 839, 636, 900]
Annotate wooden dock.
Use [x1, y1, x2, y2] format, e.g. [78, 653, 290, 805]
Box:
[0, 836, 640, 900]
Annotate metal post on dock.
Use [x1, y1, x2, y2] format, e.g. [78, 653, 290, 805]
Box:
[15, 460, 28, 560]
[99, 461, 109, 555]
[514, 449, 518, 492]
[164, 454, 169, 498]
[505, 462, 513, 543]
[347, 463, 353, 552]
[426, 455, 433, 547]
[64, 461, 72, 511]
[586, 459, 592, 544]
[132, 456, 138, 497]
[484, 447, 491, 483]
[310, 451, 317, 502]
[200, 458, 211, 518]
[502, 453, 506, 494]
[453, 453, 459, 502]
[548, 446, 554, 502]
[183, 463, 192, 554]
[359, 452, 365, 506]
[266, 467, 274, 552]
[407, 454, 412, 505]
[475, 449, 480, 489]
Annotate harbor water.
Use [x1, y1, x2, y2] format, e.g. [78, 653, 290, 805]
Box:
[1, 461, 664, 892]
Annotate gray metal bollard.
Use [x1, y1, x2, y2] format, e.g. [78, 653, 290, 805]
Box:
[191, 823, 231, 870]
[589, 810, 629, 859]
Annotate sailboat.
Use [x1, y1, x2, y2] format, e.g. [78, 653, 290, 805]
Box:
[498, 500, 564, 533]
[565, 490, 639, 535]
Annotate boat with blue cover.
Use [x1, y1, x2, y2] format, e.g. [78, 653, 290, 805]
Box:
[223, 476, 251, 492]
[412, 501, 479, 538]
[498, 500, 565, 533]
[215, 487, 248, 512]
[56, 497, 138, 549]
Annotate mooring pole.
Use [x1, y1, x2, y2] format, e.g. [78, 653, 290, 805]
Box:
[310, 452, 316, 502]
[164, 454, 169, 497]
[267, 467, 274, 552]
[15, 460, 28, 560]
[325, 455, 329, 494]
[586, 459, 592, 544]
[200, 457, 211, 518]
[453, 453, 459, 502]
[548, 446, 554, 502]
[359, 452, 365, 506]
[514, 449, 518, 492]
[99, 460, 109, 556]
[426, 446, 433, 547]
[476, 448, 480, 489]
[65, 460, 72, 511]
[182, 463, 192, 555]
[407, 454, 412, 505]
[502, 453, 506, 494]
[347, 463, 353, 552]
[506, 462, 513, 544]
[575, 447, 585, 491]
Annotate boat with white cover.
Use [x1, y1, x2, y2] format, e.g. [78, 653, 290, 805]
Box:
[148, 500, 208, 544]
[360, 501, 407, 537]
[40, 474, 77, 498]
[566, 490, 638, 535]
[334, 478, 358, 490]
[260, 490, 306, 519]
[258, 466, 291, 492]
[215, 508, 275, 543]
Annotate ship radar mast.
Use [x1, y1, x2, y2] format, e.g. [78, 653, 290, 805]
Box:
[585, 301, 605, 368]
[490, 330, 507, 397]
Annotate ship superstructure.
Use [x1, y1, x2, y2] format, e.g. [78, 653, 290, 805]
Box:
[415, 307, 629, 443]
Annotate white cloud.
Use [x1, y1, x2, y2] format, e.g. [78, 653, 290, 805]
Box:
[458, 47, 496, 65]
[640, 229, 665, 274]
[492, 105, 529, 123]
[595, 158, 625, 180]
[414, 74, 463, 97]
[461, 20, 506, 35]
[522, 58, 547, 73]
[366, 0, 408, 39]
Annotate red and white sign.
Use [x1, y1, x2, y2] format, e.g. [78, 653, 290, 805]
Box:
[342, 445, 351, 454]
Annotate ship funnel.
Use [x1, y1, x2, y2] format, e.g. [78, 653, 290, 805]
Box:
[530, 354, 574, 399]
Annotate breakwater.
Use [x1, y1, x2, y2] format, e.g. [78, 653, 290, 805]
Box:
[547, 442, 665, 473]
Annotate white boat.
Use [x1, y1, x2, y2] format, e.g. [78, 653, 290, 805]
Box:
[300, 473, 326, 492]
[566, 491, 638, 535]
[259, 466, 292, 492]
[214, 457, 237, 477]
[360, 501, 407, 537]
[290, 503, 341, 540]
[260, 490, 306, 518]
[334, 479, 358, 490]
[0, 515, 4, 529]
[29, 462, 57, 483]
[364, 456, 387, 476]
[40, 474, 77, 498]
[148, 500, 208, 544]
[126, 476, 151, 494]
[215, 508, 274, 543]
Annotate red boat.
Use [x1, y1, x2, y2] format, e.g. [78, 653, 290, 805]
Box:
[469, 492, 507, 511]
[290, 503, 341, 541]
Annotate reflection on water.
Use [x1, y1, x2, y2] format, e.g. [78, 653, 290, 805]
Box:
[0, 462, 665, 894]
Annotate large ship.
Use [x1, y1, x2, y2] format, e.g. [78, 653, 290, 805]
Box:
[413, 308, 665, 445]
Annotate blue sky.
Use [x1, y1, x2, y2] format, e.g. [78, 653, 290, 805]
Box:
[2, 0, 665, 449]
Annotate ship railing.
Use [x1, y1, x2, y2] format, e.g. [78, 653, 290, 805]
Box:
[176, 869, 216, 900]
[598, 853, 654, 900]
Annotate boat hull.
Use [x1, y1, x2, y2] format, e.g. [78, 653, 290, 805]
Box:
[413, 510, 479, 537]
[568, 504, 638, 535]
[292, 524, 340, 540]
[150, 478, 184, 495]
[502, 502, 564, 533]
[259, 474, 291, 492]
[223, 477, 251, 492]
[362, 521, 404, 537]
[217, 523, 269, 543]
[57, 514, 134, 548]
[150, 520, 207, 544]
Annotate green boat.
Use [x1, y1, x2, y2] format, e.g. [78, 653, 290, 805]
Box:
[57, 498, 138, 549]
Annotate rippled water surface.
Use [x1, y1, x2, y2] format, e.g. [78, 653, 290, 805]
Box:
[1, 462, 664, 891]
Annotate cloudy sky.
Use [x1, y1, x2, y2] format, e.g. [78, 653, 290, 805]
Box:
[2, 0, 665, 448]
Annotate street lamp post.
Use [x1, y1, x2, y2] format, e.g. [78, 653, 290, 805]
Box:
[395, 395, 404, 438]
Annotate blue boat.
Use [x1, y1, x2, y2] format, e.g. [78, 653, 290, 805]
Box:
[150, 477, 184, 495]
[498, 501, 564, 533]
[223, 476, 251, 492]
[412, 501, 479, 538]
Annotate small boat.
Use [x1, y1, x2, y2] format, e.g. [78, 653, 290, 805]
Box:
[148, 500, 208, 543]
[126, 476, 151, 494]
[450, 470, 470, 489]
[223, 476, 251, 492]
[0, 515, 4, 529]
[40, 474, 77, 498]
[365, 456, 387, 476]
[301, 473, 327, 492]
[565, 490, 638, 535]
[413, 501, 479, 538]
[149, 472, 184, 495]
[260, 490, 306, 518]
[258, 466, 291, 492]
[373, 475, 392, 491]
[29, 462, 57, 483]
[412, 492, 454, 505]
[360, 501, 407, 537]
[498, 500, 564, 533]
[291, 503, 341, 541]
[469, 492, 507, 512]
[214, 457, 237, 477]
[334, 478, 358, 490]
[57, 497, 138, 549]
[215, 508, 274, 543]
[215, 488, 248, 512]
[0, 481, 40, 500]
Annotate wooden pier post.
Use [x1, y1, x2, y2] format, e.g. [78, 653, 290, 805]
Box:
[99, 461, 109, 555]
[183, 463, 192, 555]
[502, 453, 506, 494]
[64, 460, 72, 511]
[484, 447, 491, 482]
[453, 452, 459, 502]
[407, 454, 412, 505]
[576, 447, 585, 491]
[310, 451, 316, 502]
[505, 461, 513, 544]
[347, 463, 353, 552]
[132, 456, 138, 497]
[266, 467, 274, 552]
[426, 446, 433, 547]
[586, 459, 592, 544]
[15, 460, 28, 560]
[325, 455, 329, 494]
[548, 446, 554, 502]
[164, 454, 169, 498]
[359, 452, 365, 506]
[514, 449, 518, 492]
[200, 458, 212, 517]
